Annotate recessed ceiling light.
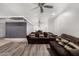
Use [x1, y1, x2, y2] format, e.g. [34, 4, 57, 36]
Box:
[52, 13, 56, 16]
[62, 12, 71, 16]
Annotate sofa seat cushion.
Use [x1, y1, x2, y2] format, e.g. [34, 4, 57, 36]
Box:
[68, 49, 79, 56]
[50, 41, 70, 56]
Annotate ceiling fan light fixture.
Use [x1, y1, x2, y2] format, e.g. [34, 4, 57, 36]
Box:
[52, 12, 56, 16]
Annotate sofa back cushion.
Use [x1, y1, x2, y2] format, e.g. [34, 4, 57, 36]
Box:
[44, 32, 48, 37]
[39, 33, 44, 38]
[29, 33, 35, 37]
[60, 34, 79, 45]
[56, 37, 79, 49]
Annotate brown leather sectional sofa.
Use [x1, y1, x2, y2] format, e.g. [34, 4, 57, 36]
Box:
[49, 34, 79, 56]
[26, 30, 56, 44]
[27, 32, 79, 55]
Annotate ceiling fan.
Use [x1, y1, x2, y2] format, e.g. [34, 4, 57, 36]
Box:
[33, 3, 53, 31]
[33, 3, 53, 13]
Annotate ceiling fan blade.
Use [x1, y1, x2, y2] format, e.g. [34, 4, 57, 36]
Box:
[44, 5, 53, 8]
[40, 7, 43, 13]
[41, 3, 45, 6]
[38, 3, 45, 7]
[33, 6, 39, 10]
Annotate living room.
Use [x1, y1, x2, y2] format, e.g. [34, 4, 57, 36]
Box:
[0, 3, 79, 56]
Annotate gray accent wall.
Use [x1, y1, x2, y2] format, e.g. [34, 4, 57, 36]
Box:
[6, 22, 26, 38]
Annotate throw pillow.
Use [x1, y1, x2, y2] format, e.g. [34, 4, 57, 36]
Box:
[61, 38, 69, 44]
[58, 41, 64, 47]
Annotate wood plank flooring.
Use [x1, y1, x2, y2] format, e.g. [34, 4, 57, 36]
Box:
[0, 39, 51, 56]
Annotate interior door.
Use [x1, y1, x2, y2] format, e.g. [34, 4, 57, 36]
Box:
[6, 22, 26, 38]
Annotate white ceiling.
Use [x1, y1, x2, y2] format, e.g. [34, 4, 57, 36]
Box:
[0, 3, 69, 24]
[0, 3, 69, 18]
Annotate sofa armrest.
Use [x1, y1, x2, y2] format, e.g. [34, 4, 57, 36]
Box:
[68, 49, 79, 56]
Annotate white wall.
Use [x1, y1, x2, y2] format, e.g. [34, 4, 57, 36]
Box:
[48, 3, 79, 37]
[27, 22, 34, 35]
[0, 19, 6, 37]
